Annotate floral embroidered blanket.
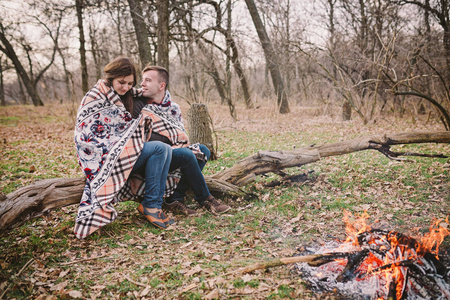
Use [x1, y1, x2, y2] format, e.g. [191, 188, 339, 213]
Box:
[73, 85, 201, 239]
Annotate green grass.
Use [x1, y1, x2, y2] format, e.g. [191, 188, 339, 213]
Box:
[0, 104, 449, 299]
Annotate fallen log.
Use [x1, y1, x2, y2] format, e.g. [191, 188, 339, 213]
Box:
[212, 131, 450, 185]
[1, 131, 449, 232]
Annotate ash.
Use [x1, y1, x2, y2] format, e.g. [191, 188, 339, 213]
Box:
[296, 234, 450, 300]
[296, 242, 388, 300]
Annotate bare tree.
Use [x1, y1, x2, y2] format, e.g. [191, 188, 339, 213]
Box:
[244, 0, 290, 114]
[76, 0, 89, 93]
[0, 55, 4, 106]
[128, 0, 153, 69]
[0, 22, 44, 106]
[156, 0, 170, 70]
[392, 0, 450, 79]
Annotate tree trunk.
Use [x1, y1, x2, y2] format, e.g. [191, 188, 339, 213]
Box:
[0, 58, 4, 106]
[227, 33, 252, 109]
[1, 131, 449, 232]
[244, 0, 289, 114]
[75, 0, 89, 93]
[89, 22, 102, 80]
[128, 0, 153, 69]
[197, 40, 236, 120]
[0, 23, 43, 106]
[156, 0, 170, 70]
[186, 103, 217, 160]
[342, 101, 352, 120]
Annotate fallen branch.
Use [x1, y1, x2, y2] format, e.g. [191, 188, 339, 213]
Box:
[1, 131, 449, 232]
[213, 131, 450, 185]
[227, 252, 354, 275]
[0, 258, 34, 299]
[124, 275, 147, 288]
[60, 254, 108, 266]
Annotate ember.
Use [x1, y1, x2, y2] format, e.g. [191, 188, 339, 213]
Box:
[296, 212, 450, 300]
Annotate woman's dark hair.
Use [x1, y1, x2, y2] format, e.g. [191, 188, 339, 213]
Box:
[104, 56, 137, 113]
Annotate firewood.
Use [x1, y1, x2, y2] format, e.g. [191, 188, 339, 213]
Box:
[230, 252, 356, 275]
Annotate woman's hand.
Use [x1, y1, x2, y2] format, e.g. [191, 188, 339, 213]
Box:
[97, 79, 110, 94]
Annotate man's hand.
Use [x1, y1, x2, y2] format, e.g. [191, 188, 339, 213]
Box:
[97, 79, 110, 94]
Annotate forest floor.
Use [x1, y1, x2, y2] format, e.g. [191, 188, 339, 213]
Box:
[0, 101, 449, 299]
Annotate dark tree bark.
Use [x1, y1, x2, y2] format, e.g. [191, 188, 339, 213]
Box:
[0, 23, 43, 106]
[0, 57, 4, 106]
[75, 0, 89, 93]
[156, 0, 170, 70]
[342, 101, 352, 120]
[224, 0, 252, 109]
[226, 32, 252, 110]
[244, 0, 290, 114]
[1, 131, 449, 232]
[128, 0, 153, 69]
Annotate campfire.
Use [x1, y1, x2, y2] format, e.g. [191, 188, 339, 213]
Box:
[296, 212, 450, 300]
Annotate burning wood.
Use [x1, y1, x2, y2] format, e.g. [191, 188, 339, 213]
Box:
[296, 213, 450, 300]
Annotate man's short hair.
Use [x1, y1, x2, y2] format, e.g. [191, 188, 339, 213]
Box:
[142, 65, 169, 90]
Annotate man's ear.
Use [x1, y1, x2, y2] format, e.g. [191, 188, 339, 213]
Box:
[160, 82, 166, 91]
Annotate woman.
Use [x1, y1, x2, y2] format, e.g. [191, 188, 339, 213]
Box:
[74, 57, 173, 239]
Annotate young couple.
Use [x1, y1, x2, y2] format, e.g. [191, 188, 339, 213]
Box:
[74, 56, 230, 239]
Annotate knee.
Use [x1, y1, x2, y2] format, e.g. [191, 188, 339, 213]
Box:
[174, 148, 196, 163]
[199, 144, 211, 161]
[145, 141, 172, 157]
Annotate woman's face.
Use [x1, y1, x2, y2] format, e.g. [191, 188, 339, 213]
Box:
[112, 74, 134, 95]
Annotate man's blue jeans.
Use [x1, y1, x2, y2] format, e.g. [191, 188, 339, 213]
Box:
[167, 144, 211, 205]
[131, 141, 172, 209]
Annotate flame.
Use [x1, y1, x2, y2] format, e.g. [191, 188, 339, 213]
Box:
[417, 217, 449, 256]
[343, 209, 371, 245]
[338, 211, 450, 300]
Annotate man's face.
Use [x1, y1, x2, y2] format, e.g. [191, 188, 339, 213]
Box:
[141, 70, 165, 103]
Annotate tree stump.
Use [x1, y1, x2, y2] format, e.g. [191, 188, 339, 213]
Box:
[342, 101, 352, 121]
[186, 103, 217, 160]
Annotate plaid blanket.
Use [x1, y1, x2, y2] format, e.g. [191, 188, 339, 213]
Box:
[74, 85, 202, 239]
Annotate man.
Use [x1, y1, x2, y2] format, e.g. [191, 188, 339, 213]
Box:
[134, 65, 231, 216]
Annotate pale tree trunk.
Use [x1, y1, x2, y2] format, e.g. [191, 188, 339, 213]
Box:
[186, 103, 217, 160]
[1, 131, 449, 232]
[244, 0, 289, 114]
[156, 0, 170, 70]
[128, 0, 152, 69]
[76, 0, 89, 93]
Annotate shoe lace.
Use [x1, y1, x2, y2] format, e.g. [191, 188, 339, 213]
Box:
[209, 197, 221, 207]
[173, 201, 188, 211]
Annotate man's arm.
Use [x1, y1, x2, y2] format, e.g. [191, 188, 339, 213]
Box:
[132, 97, 149, 119]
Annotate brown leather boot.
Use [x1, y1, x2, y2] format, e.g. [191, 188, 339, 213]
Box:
[202, 195, 231, 215]
[163, 200, 198, 216]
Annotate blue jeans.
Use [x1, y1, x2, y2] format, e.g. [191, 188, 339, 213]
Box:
[167, 144, 211, 205]
[131, 141, 172, 209]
